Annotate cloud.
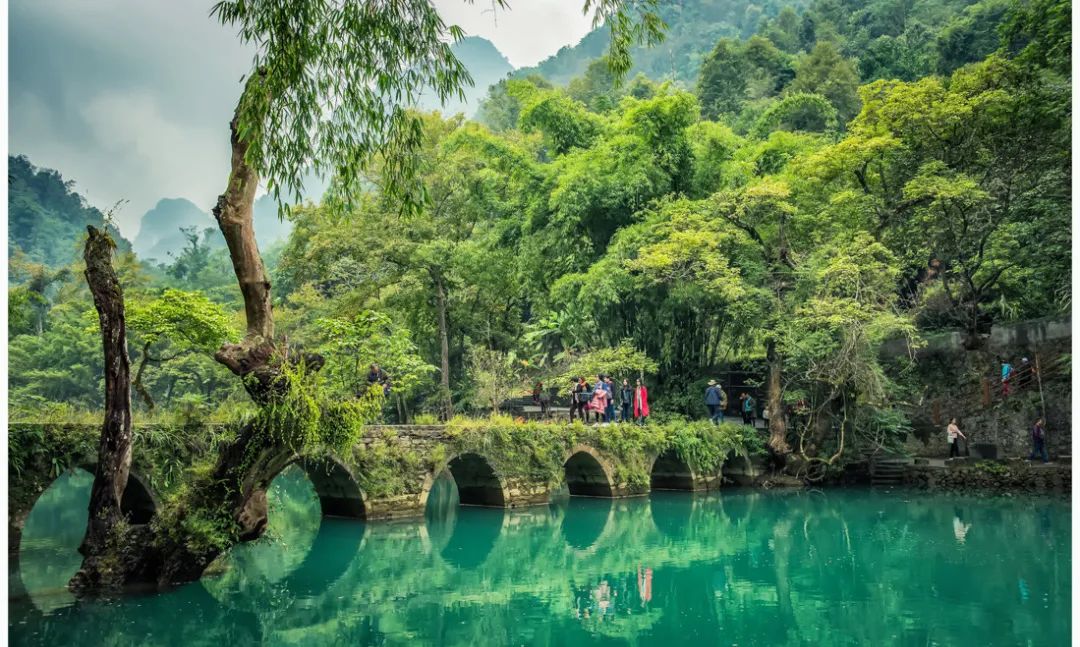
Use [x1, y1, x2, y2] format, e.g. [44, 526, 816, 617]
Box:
[433, 0, 594, 67]
[79, 92, 228, 228]
[9, 1, 595, 238]
[9, 0, 249, 236]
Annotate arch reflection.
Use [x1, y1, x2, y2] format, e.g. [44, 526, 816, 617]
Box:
[431, 505, 506, 570]
[649, 492, 698, 540]
[559, 497, 614, 551]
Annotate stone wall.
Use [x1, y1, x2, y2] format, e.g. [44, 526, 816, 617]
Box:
[904, 459, 1071, 494]
[886, 317, 1071, 459]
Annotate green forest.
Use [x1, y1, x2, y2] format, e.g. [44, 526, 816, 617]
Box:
[8, 0, 1070, 462]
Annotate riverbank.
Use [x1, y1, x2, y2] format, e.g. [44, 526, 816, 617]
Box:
[902, 457, 1071, 494]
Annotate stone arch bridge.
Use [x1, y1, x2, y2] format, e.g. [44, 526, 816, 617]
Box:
[10, 423, 760, 553]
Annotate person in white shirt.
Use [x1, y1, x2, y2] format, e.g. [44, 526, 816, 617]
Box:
[947, 418, 966, 458]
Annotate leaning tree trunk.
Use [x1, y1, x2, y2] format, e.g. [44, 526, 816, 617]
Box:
[148, 83, 325, 586]
[70, 226, 135, 591]
[211, 86, 277, 400]
[765, 339, 790, 457]
[67, 77, 330, 594]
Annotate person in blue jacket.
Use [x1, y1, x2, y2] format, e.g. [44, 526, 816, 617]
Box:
[705, 380, 725, 424]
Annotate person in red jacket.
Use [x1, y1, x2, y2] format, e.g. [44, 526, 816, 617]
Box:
[633, 378, 650, 425]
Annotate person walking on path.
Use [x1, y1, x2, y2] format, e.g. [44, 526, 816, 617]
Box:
[947, 418, 967, 458]
[633, 378, 650, 425]
[741, 393, 756, 426]
[1000, 358, 1014, 397]
[533, 381, 550, 418]
[366, 363, 392, 396]
[1029, 418, 1049, 463]
[1018, 357, 1032, 389]
[705, 380, 724, 424]
[619, 378, 633, 423]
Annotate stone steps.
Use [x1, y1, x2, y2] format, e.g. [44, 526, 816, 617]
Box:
[870, 457, 913, 486]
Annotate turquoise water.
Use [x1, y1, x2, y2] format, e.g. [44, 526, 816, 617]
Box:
[10, 467, 1071, 646]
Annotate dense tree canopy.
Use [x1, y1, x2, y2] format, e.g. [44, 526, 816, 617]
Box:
[9, 0, 1070, 471]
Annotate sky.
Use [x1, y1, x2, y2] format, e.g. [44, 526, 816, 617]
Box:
[8, 1, 595, 238]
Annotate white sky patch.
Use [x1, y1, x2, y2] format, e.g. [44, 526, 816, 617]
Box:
[79, 93, 229, 233]
[434, 0, 595, 67]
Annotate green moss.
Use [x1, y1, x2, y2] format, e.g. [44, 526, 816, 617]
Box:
[427, 416, 762, 493]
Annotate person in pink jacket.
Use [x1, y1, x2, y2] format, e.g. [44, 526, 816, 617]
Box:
[633, 378, 649, 425]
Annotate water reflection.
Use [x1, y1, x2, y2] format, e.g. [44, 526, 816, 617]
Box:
[434, 506, 505, 570]
[14, 469, 93, 614]
[11, 484, 1072, 646]
[557, 497, 613, 550]
[423, 469, 506, 569]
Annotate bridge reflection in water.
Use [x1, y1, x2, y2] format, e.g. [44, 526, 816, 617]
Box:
[11, 466, 1072, 647]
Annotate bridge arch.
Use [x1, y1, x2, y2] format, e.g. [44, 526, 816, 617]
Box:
[71, 462, 160, 524]
[563, 445, 615, 497]
[426, 452, 509, 507]
[293, 454, 367, 519]
[12, 465, 159, 612]
[649, 449, 698, 491]
[279, 453, 368, 519]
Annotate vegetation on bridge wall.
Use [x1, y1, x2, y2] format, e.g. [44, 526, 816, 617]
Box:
[8, 422, 234, 525]
[346, 416, 765, 499]
[12, 416, 765, 529]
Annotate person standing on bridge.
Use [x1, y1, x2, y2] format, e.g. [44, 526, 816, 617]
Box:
[947, 418, 967, 458]
[633, 378, 649, 425]
[1029, 418, 1048, 463]
[619, 378, 633, 423]
[589, 380, 611, 425]
[570, 377, 590, 423]
[705, 380, 725, 424]
[604, 376, 616, 423]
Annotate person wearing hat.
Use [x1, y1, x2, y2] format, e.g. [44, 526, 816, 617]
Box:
[705, 379, 725, 424]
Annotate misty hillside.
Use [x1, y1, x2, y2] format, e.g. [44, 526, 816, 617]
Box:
[515, 0, 806, 86]
[414, 36, 514, 117]
[8, 155, 132, 268]
[133, 194, 302, 265]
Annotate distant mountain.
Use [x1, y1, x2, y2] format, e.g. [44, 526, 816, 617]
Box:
[515, 0, 805, 87]
[415, 36, 514, 117]
[133, 195, 301, 264]
[8, 155, 132, 268]
[133, 197, 220, 263]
